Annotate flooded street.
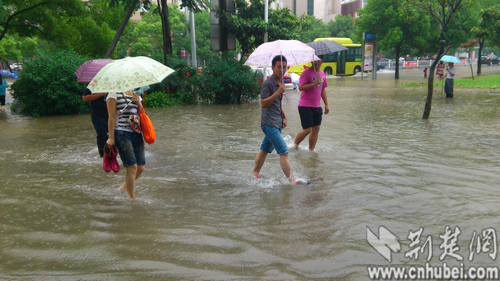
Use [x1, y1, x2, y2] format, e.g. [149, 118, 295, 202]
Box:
[1, 67, 500, 280]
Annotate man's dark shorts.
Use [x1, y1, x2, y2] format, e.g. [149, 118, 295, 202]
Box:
[298, 106, 323, 129]
[0, 95, 5, 106]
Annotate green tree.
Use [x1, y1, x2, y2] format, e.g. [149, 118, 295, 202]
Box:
[0, 0, 83, 42]
[0, 34, 21, 66]
[178, 10, 214, 64]
[472, 5, 500, 74]
[217, 0, 307, 61]
[295, 15, 329, 43]
[356, 0, 431, 79]
[412, 0, 477, 119]
[116, 4, 187, 59]
[328, 14, 356, 38]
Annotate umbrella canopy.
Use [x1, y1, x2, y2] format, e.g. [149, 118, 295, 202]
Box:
[0, 69, 17, 79]
[439, 55, 462, 64]
[306, 40, 348, 56]
[244, 40, 320, 68]
[75, 59, 113, 83]
[87, 56, 175, 93]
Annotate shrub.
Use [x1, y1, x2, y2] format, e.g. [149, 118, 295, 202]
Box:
[147, 55, 199, 106]
[145, 91, 182, 107]
[197, 52, 260, 104]
[11, 50, 90, 117]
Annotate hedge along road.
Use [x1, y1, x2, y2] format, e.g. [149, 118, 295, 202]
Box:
[1, 66, 500, 279]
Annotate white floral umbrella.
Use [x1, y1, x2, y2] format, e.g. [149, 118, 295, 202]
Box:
[244, 40, 320, 67]
[87, 56, 175, 93]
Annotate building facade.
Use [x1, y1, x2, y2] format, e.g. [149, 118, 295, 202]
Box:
[270, 0, 365, 23]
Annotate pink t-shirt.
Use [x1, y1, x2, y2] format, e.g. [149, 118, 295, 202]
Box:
[298, 67, 327, 107]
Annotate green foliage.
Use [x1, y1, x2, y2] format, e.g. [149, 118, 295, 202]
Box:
[473, 5, 500, 48]
[0, 0, 84, 46]
[356, 0, 431, 55]
[117, 4, 187, 59]
[146, 55, 199, 106]
[177, 10, 215, 64]
[294, 15, 328, 43]
[217, 0, 307, 60]
[197, 53, 260, 104]
[10, 50, 90, 117]
[327, 14, 356, 39]
[144, 91, 184, 107]
[0, 34, 22, 62]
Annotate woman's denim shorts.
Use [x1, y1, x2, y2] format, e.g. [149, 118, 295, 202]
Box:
[260, 125, 289, 155]
[114, 130, 145, 167]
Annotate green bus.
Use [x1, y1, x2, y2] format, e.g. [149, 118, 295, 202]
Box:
[288, 37, 362, 76]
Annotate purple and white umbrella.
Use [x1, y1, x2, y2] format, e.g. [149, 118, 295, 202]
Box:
[75, 59, 113, 83]
[244, 40, 320, 68]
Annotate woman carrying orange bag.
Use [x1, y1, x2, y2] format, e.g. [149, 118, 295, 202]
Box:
[106, 90, 145, 199]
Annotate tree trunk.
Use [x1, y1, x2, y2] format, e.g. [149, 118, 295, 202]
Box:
[394, 42, 402, 80]
[105, 0, 138, 58]
[422, 41, 447, 120]
[477, 39, 484, 75]
[158, 0, 172, 94]
[159, 0, 172, 62]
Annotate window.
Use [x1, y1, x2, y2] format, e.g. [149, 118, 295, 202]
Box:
[307, 0, 314, 15]
[346, 47, 362, 62]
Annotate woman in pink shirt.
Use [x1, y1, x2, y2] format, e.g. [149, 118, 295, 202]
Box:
[293, 55, 330, 151]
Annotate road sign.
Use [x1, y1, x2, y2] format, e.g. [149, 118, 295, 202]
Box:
[365, 33, 376, 40]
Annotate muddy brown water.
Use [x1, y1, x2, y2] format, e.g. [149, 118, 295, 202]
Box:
[1, 67, 500, 279]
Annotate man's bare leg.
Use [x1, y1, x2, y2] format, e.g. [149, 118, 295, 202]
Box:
[293, 127, 312, 149]
[253, 149, 268, 176]
[279, 152, 295, 182]
[308, 126, 321, 152]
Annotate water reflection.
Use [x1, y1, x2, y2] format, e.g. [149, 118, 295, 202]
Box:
[1, 70, 500, 279]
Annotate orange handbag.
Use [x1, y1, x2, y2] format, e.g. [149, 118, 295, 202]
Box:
[139, 109, 155, 144]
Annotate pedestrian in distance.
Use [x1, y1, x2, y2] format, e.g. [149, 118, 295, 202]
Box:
[252, 55, 307, 185]
[106, 90, 146, 198]
[444, 62, 456, 98]
[82, 86, 108, 157]
[0, 77, 8, 112]
[293, 55, 329, 151]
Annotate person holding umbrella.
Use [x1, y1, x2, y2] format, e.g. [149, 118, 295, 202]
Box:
[106, 90, 145, 199]
[252, 55, 306, 184]
[445, 62, 456, 98]
[88, 56, 176, 198]
[82, 88, 108, 157]
[75, 59, 113, 157]
[293, 54, 329, 151]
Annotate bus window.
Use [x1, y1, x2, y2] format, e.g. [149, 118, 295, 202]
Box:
[324, 53, 337, 63]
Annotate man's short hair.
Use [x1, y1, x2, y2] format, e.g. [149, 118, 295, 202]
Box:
[272, 55, 287, 67]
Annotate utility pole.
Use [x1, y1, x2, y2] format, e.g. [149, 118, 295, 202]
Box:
[264, 0, 268, 43]
[185, 7, 191, 64]
[190, 10, 197, 67]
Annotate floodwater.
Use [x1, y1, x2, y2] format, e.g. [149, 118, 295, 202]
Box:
[1, 67, 500, 280]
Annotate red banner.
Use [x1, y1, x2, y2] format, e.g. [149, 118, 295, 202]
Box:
[404, 61, 418, 67]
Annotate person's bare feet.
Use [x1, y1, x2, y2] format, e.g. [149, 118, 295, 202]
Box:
[120, 184, 134, 198]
